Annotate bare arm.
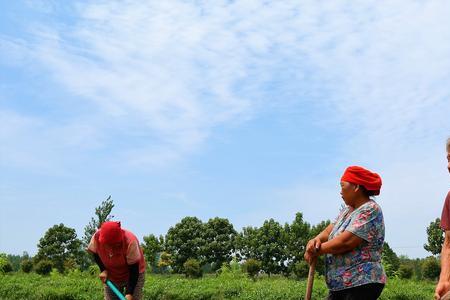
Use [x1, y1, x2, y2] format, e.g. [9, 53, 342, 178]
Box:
[318, 230, 363, 255]
[435, 231, 450, 299]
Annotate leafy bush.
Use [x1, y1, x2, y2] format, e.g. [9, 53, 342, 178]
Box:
[243, 258, 261, 279]
[183, 258, 202, 278]
[422, 256, 440, 280]
[21, 260, 33, 273]
[292, 260, 310, 280]
[35, 260, 53, 275]
[0, 254, 13, 274]
[87, 264, 100, 276]
[398, 264, 413, 279]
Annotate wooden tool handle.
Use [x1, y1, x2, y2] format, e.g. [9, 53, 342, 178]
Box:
[305, 258, 317, 300]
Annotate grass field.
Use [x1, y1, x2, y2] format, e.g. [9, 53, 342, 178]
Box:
[0, 272, 436, 300]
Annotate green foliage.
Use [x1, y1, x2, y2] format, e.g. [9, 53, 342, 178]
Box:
[243, 259, 261, 279]
[292, 260, 309, 280]
[184, 258, 202, 278]
[398, 264, 413, 279]
[35, 223, 83, 273]
[142, 234, 164, 272]
[284, 213, 311, 272]
[424, 218, 444, 255]
[0, 253, 13, 274]
[236, 219, 287, 276]
[34, 260, 53, 275]
[202, 217, 237, 271]
[87, 264, 100, 276]
[157, 251, 173, 273]
[382, 242, 400, 277]
[82, 195, 115, 247]
[166, 216, 206, 272]
[21, 260, 33, 273]
[422, 256, 440, 280]
[0, 272, 437, 299]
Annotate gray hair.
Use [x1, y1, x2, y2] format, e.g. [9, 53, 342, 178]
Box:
[447, 137, 450, 151]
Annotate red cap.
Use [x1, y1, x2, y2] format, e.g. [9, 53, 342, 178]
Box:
[99, 221, 123, 244]
[341, 166, 382, 195]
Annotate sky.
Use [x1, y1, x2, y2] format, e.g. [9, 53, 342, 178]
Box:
[1, 0, 450, 259]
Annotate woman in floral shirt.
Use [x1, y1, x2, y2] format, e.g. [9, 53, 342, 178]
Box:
[304, 166, 386, 300]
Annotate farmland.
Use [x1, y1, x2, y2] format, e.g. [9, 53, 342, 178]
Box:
[0, 272, 435, 300]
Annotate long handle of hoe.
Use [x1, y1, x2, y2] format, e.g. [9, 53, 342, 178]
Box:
[106, 279, 127, 300]
[305, 257, 317, 300]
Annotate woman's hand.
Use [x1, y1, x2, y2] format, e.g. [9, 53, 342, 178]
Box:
[306, 237, 321, 254]
[435, 280, 450, 299]
[125, 294, 134, 300]
[99, 270, 108, 283]
[304, 237, 321, 264]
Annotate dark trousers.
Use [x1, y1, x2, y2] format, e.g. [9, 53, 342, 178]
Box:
[327, 283, 384, 300]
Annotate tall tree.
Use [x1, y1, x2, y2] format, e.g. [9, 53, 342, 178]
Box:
[424, 218, 444, 256]
[236, 219, 287, 276]
[285, 213, 311, 268]
[35, 223, 83, 273]
[202, 217, 237, 270]
[83, 195, 115, 247]
[142, 234, 164, 272]
[165, 216, 205, 273]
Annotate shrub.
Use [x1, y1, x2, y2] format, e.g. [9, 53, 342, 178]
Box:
[20, 260, 33, 273]
[398, 264, 413, 279]
[87, 264, 100, 276]
[243, 258, 261, 279]
[293, 260, 310, 280]
[0, 254, 13, 274]
[183, 258, 202, 278]
[35, 260, 53, 275]
[422, 256, 440, 280]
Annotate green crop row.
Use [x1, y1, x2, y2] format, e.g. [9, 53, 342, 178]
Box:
[0, 273, 435, 300]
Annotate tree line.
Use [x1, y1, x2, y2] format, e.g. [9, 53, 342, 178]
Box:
[0, 196, 446, 281]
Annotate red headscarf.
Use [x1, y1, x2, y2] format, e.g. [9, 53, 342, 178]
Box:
[341, 166, 382, 195]
[99, 221, 124, 244]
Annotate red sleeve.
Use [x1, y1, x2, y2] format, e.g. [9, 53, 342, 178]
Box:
[440, 191, 450, 230]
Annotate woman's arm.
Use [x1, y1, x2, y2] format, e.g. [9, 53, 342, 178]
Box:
[318, 230, 363, 255]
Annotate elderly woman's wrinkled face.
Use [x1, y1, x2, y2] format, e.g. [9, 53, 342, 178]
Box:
[340, 181, 357, 206]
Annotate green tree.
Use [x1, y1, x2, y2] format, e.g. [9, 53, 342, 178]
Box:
[236, 219, 287, 276]
[284, 213, 313, 275]
[83, 195, 115, 247]
[35, 223, 83, 273]
[422, 256, 440, 280]
[424, 218, 444, 256]
[142, 234, 164, 272]
[382, 242, 400, 277]
[202, 217, 237, 271]
[165, 217, 206, 273]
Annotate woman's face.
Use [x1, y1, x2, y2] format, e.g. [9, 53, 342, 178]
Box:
[447, 151, 450, 173]
[340, 181, 357, 206]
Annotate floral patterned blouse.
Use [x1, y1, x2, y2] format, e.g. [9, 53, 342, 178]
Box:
[325, 200, 386, 291]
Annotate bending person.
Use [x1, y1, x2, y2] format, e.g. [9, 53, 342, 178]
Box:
[305, 166, 386, 300]
[87, 221, 146, 300]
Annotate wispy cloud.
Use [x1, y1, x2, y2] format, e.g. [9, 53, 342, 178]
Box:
[2, 1, 449, 170]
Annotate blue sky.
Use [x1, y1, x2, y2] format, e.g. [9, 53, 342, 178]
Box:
[1, 1, 450, 258]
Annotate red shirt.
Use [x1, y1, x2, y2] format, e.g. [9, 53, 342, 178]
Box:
[440, 191, 450, 230]
[88, 229, 146, 282]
